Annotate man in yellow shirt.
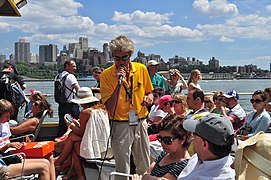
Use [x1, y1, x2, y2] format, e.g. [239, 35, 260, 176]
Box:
[100, 35, 153, 179]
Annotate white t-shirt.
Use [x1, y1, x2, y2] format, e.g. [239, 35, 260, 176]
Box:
[0, 122, 11, 148]
[60, 71, 79, 101]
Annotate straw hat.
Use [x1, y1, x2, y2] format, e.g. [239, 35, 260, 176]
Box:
[235, 132, 271, 179]
[69, 87, 99, 104]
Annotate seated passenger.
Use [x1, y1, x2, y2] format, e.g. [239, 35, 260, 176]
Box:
[237, 90, 271, 141]
[178, 114, 235, 180]
[54, 87, 110, 180]
[173, 94, 190, 116]
[10, 92, 53, 135]
[0, 99, 55, 180]
[211, 91, 224, 115]
[134, 114, 190, 180]
[204, 95, 215, 112]
[222, 90, 246, 131]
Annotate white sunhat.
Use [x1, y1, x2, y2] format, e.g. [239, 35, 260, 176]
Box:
[69, 87, 99, 104]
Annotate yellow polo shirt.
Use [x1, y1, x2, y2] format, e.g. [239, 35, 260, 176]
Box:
[100, 62, 153, 120]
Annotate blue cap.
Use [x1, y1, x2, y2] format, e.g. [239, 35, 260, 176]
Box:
[224, 89, 239, 100]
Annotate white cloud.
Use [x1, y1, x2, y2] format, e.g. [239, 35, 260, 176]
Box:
[219, 36, 234, 42]
[192, 0, 238, 17]
[196, 14, 271, 40]
[256, 56, 271, 61]
[266, 5, 271, 12]
[112, 10, 173, 26]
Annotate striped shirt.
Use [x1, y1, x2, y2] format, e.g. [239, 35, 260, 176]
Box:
[150, 151, 189, 178]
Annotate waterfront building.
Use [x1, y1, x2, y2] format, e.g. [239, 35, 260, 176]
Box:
[68, 42, 81, 58]
[209, 57, 219, 68]
[0, 53, 6, 63]
[79, 37, 88, 51]
[14, 38, 30, 63]
[39, 44, 58, 65]
[169, 55, 187, 68]
[103, 43, 110, 62]
[30, 53, 39, 64]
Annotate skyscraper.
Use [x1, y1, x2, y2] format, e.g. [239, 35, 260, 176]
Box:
[14, 38, 30, 63]
[79, 37, 88, 51]
[39, 44, 57, 64]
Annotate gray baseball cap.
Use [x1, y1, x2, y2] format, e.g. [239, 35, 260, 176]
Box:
[183, 113, 234, 146]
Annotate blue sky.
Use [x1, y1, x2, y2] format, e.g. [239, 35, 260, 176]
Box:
[1, 0, 271, 69]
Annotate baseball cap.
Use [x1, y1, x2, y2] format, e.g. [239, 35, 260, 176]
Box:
[223, 89, 239, 100]
[183, 113, 234, 146]
[7, 61, 19, 75]
[158, 95, 172, 110]
[147, 60, 159, 68]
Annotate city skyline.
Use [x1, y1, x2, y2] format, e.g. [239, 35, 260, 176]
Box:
[1, 0, 271, 69]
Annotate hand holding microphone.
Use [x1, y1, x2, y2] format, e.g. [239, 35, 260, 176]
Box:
[117, 65, 126, 85]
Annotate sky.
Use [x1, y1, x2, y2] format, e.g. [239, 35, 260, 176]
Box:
[1, 0, 271, 69]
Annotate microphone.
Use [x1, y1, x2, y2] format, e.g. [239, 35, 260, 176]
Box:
[118, 65, 124, 85]
[119, 75, 123, 85]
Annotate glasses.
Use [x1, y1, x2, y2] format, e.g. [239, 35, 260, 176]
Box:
[250, 99, 264, 104]
[157, 135, 177, 145]
[204, 100, 210, 103]
[172, 100, 182, 104]
[114, 55, 130, 61]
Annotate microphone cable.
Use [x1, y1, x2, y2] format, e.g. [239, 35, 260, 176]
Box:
[98, 82, 122, 180]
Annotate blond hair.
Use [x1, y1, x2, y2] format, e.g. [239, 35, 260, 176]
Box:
[109, 35, 134, 55]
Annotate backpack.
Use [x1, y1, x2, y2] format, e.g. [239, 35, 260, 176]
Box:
[0, 73, 25, 108]
[54, 73, 73, 104]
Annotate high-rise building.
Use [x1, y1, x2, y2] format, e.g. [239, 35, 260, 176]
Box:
[39, 44, 57, 65]
[103, 43, 110, 62]
[0, 53, 6, 63]
[68, 43, 81, 58]
[209, 57, 220, 68]
[79, 37, 88, 51]
[14, 38, 30, 63]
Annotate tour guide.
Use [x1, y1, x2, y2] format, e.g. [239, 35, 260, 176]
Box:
[100, 35, 154, 179]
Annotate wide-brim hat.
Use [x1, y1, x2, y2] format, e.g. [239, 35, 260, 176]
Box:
[69, 87, 99, 104]
[235, 132, 271, 179]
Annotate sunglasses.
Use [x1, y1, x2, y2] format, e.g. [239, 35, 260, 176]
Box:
[172, 100, 182, 104]
[204, 100, 210, 103]
[250, 99, 264, 104]
[157, 135, 177, 145]
[114, 55, 130, 61]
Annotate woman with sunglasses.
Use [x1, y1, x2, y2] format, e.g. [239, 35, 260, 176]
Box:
[10, 92, 53, 135]
[237, 90, 271, 141]
[0, 99, 56, 180]
[211, 91, 225, 115]
[172, 94, 190, 117]
[167, 69, 188, 96]
[133, 114, 190, 180]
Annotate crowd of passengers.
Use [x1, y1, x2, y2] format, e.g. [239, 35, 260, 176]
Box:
[1, 36, 271, 180]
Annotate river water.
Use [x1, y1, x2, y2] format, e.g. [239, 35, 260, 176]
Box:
[18, 79, 271, 122]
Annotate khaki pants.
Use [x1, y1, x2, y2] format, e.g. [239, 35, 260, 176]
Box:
[111, 120, 150, 180]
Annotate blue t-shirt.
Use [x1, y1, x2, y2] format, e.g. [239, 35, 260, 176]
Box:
[150, 73, 166, 91]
